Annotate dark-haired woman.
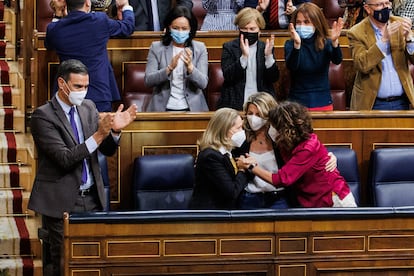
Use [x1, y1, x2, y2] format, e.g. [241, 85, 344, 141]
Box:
[238, 101, 357, 208]
[144, 6, 209, 112]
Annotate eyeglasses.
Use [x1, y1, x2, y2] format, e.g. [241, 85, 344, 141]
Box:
[366, 1, 392, 8]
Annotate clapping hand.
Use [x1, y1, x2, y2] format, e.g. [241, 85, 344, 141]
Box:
[240, 33, 250, 58]
[181, 48, 194, 74]
[265, 34, 275, 57]
[288, 23, 301, 49]
[112, 104, 137, 132]
[331, 17, 344, 47]
[400, 16, 413, 41]
[285, 0, 296, 15]
[256, 0, 270, 12]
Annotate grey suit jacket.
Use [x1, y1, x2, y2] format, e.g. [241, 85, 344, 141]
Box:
[144, 40, 209, 112]
[28, 97, 118, 218]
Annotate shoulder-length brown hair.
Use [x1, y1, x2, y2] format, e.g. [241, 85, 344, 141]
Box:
[269, 101, 313, 153]
[290, 2, 330, 51]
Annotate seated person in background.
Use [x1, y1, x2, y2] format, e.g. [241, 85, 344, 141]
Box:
[393, 0, 414, 25]
[347, 0, 414, 110]
[144, 6, 209, 112]
[200, 0, 268, 31]
[233, 92, 338, 209]
[190, 108, 250, 209]
[50, 0, 67, 20]
[245, 0, 310, 29]
[238, 101, 357, 208]
[339, 0, 366, 29]
[109, 0, 193, 31]
[217, 7, 279, 110]
[284, 2, 343, 111]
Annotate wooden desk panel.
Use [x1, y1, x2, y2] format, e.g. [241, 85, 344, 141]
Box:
[63, 210, 414, 276]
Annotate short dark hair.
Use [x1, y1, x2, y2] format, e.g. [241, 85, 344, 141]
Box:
[57, 59, 89, 82]
[66, 0, 86, 12]
[162, 6, 198, 47]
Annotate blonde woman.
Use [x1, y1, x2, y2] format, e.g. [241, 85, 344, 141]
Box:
[217, 7, 279, 110]
[190, 108, 249, 209]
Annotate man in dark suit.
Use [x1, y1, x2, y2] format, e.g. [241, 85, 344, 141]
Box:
[245, 0, 309, 29]
[46, 0, 135, 112]
[47, 0, 135, 200]
[128, 0, 193, 31]
[28, 59, 137, 276]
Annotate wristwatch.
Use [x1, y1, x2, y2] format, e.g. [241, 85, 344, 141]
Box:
[248, 163, 257, 173]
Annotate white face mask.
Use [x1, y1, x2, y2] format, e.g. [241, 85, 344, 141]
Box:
[231, 130, 246, 148]
[63, 81, 87, 106]
[268, 125, 278, 142]
[247, 115, 267, 131]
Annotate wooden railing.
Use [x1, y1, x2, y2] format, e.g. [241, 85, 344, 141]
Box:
[63, 208, 414, 276]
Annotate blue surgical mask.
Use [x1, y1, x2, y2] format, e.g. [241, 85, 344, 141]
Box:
[295, 25, 315, 39]
[170, 29, 190, 44]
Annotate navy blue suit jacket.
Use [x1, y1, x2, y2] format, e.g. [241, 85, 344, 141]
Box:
[45, 10, 135, 111]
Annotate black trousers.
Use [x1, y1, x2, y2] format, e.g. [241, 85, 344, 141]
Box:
[42, 188, 101, 276]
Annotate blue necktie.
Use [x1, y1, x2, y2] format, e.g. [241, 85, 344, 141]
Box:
[69, 107, 88, 184]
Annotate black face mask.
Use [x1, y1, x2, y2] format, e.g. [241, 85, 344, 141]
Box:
[373, 7, 391, 23]
[239, 31, 259, 45]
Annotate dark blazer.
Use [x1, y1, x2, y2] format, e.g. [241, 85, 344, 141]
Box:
[129, 0, 193, 31]
[190, 148, 249, 210]
[244, 0, 309, 29]
[217, 38, 279, 110]
[45, 9, 135, 110]
[28, 97, 118, 218]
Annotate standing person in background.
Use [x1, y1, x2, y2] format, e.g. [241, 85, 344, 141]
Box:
[200, 0, 268, 31]
[124, 0, 193, 31]
[145, 6, 209, 112]
[245, 0, 310, 29]
[347, 0, 414, 110]
[190, 108, 250, 209]
[238, 101, 357, 208]
[28, 60, 137, 276]
[284, 2, 343, 111]
[233, 92, 338, 209]
[46, 0, 134, 112]
[217, 7, 279, 110]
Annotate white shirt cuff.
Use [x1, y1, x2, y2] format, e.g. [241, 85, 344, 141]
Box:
[122, 5, 133, 12]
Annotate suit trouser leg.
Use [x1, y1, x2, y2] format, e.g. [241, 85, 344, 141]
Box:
[42, 215, 63, 276]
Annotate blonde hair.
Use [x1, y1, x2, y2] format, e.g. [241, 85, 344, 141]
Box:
[392, 0, 406, 14]
[234, 7, 266, 29]
[291, 2, 330, 51]
[199, 108, 241, 151]
[242, 92, 278, 142]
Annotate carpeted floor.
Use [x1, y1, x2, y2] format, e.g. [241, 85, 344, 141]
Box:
[0, 1, 35, 275]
